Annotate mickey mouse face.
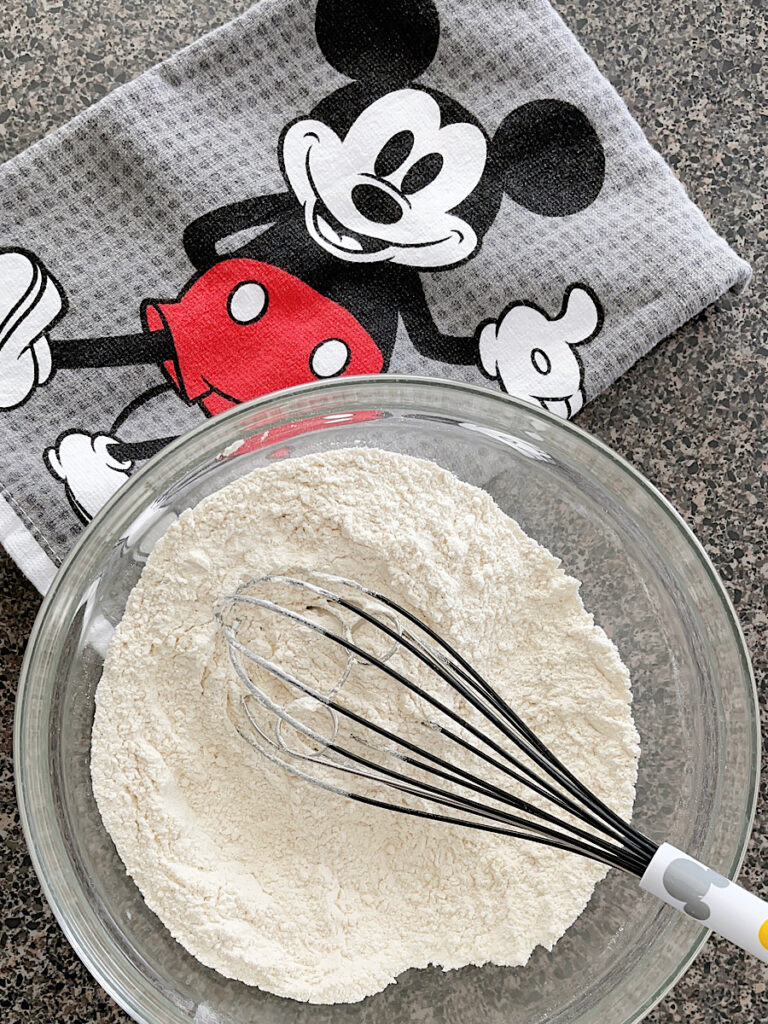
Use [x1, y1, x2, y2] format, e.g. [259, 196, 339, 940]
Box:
[282, 89, 487, 269]
[283, 0, 606, 272]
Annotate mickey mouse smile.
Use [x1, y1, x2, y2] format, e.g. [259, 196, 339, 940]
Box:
[312, 198, 389, 255]
[311, 194, 459, 258]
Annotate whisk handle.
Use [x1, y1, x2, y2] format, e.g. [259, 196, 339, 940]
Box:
[640, 843, 768, 964]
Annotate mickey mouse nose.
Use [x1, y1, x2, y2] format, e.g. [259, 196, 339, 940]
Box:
[351, 183, 402, 225]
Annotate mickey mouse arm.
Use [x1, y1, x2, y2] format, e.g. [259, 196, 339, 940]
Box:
[398, 273, 478, 366]
[182, 192, 298, 270]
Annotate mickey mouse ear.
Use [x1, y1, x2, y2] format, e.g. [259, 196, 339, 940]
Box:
[493, 100, 606, 217]
[315, 0, 440, 85]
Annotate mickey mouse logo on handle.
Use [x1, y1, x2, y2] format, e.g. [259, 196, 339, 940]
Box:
[641, 843, 768, 963]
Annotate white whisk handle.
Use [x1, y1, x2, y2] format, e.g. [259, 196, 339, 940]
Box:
[640, 843, 768, 963]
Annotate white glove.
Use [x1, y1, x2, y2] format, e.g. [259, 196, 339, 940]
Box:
[478, 285, 601, 419]
[46, 432, 133, 523]
[0, 249, 65, 409]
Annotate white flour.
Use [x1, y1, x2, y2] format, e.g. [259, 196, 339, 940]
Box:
[91, 448, 640, 1004]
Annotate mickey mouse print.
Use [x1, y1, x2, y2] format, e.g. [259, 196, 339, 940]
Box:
[0, 0, 606, 523]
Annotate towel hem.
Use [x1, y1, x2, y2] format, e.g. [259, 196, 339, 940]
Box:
[0, 491, 57, 593]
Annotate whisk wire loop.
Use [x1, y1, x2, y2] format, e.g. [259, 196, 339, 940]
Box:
[217, 573, 656, 877]
[314, 573, 657, 864]
[318, 577, 653, 865]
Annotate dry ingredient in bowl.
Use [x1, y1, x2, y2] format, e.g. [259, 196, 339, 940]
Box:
[91, 448, 639, 1004]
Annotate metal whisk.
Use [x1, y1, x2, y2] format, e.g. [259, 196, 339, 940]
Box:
[215, 571, 768, 964]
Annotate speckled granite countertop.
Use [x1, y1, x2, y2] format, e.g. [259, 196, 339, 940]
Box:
[0, 0, 765, 1021]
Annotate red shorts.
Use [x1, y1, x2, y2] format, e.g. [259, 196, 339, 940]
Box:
[141, 259, 384, 416]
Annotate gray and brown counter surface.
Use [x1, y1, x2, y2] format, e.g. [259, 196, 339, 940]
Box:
[0, 0, 765, 1020]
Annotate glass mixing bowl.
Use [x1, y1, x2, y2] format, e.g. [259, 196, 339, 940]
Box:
[15, 377, 758, 1024]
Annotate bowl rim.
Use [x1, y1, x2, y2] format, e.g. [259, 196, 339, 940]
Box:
[14, 374, 760, 1024]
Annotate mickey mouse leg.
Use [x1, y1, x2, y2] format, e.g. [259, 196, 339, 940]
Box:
[0, 249, 185, 519]
[40, 312, 185, 521]
[49, 325, 173, 369]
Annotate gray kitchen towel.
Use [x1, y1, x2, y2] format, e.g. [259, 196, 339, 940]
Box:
[0, 0, 750, 591]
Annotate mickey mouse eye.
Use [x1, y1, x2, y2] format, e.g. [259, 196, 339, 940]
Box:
[531, 348, 552, 375]
[401, 152, 444, 195]
[310, 339, 351, 378]
[374, 131, 415, 178]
